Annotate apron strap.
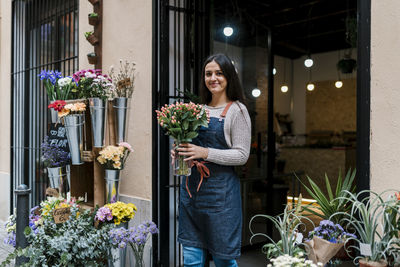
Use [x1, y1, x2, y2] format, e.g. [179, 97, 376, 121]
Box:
[220, 101, 233, 118]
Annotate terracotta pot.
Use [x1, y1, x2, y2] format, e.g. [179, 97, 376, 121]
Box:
[87, 55, 97, 65]
[359, 259, 387, 267]
[88, 0, 100, 5]
[86, 34, 99, 45]
[88, 16, 99, 25]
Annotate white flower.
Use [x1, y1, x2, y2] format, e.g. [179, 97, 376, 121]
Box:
[57, 77, 72, 87]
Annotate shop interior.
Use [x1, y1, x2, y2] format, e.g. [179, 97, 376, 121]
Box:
[209, 0, 357, 252]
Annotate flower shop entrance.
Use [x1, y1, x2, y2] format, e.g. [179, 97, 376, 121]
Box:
[153, 0, 371, 266]
[11, 0, 79, 209]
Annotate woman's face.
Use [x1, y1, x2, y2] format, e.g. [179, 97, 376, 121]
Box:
[204, 61, 227, 97]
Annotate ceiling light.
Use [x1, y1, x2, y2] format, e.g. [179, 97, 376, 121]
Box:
[273, 68, 277, 75]
[307, 83, 315, 91]
[223, 26, 233, 37]
[335, 81, 343, 88]
[252, 88, 261, 98]
[280, 85, 288, 93]
[304, 58, 313, 68]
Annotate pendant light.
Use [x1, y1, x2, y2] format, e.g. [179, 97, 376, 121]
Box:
[281, 58, 289, 93]
[335, 50, 343, 88]
[306, 68, 314, 91]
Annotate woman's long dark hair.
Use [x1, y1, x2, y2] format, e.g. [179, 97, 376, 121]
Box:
[199, 54, 246, 105]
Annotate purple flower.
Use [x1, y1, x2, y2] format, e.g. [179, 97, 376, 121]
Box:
[95, 206, 113, 222]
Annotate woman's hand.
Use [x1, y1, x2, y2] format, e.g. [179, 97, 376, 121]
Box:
[176, 143, 208, 161]
[170, 144, 176, 165]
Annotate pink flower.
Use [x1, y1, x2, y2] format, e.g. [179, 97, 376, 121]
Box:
[119, 142, 133, 153]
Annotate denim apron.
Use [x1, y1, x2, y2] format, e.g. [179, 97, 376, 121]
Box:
[178, 103, 242, 260]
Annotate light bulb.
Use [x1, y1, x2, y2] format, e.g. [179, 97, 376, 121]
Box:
[335, 81, 343, 88]
[252, 88, 261, 98]
[307, 83, 315, 91]
[281, 85, 288, 93]
[273, 68, 277, 75]
[304, 58, 314, 68]
[223, 27, 233, 37]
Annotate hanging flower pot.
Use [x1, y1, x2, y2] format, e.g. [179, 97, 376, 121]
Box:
[88, 13, 99, 25]
[337, 56, 357, 74]
[87, 52, 98, 65]
[85, 31, 99, 46]
[89, 97, 107, 147]
[64, 114, 85, 165]
[47, 165, 71, 198]
[88, 0, 100, 5]
[113, 97, 130, 143]
[104, 169, 120, 204]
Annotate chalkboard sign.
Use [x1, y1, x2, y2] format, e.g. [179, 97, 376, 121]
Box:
[48, 123, 70, 153]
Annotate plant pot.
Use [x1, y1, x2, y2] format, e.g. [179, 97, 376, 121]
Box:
[89, 98, 107, 147]
[337, 58, 357, 74]
[113, 97, 130, 144]
[47, 165, 71, 198]
[49, 101, 60, 123]
[87, 54, 98, 65]
[88, 0, 100, 5]
[64, 114, 85, 165]
[174, 146, 191, 176]
[105, 169, 120, 203]
[86, 34, 99, 46]
[88, 16, 99, 26]
[359, 259, 387, 267]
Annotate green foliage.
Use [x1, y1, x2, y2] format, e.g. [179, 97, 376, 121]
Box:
[88, 12, 98, 17]
[299, 169, 356, 224]
[250, 202, 312, 260]
[336, 190, 400, 263]
[85, 31, 94, 38]
[4, 207, 115, 266]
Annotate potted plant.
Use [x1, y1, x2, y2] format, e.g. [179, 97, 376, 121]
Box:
[88, 12, 99, 25]
[339, 190, 400, 267]
[337, 55, 357, 74]
[87, 52, 97, 65]
[85, 31, 99, 45]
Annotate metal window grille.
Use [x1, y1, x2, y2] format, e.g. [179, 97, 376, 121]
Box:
[11, 0, 79, 210]
[153, 0, 209, 266]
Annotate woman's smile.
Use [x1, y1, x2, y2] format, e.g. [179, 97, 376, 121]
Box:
[205, 61, 227, 95]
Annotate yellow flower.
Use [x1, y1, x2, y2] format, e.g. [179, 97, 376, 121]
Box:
[113, 161, 121, 169]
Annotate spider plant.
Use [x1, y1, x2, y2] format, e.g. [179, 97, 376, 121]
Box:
[298, 169, 356, 224]
[249, 196, 314, 259]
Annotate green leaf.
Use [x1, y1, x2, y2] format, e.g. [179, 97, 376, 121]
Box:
[325, 173, 334, 201]
[185, 132, 198, 140]
[182, 120, 189, 131]
[169, 128, 182, 135]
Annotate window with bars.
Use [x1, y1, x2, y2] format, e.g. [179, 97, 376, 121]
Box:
[11, 0, 78, 209]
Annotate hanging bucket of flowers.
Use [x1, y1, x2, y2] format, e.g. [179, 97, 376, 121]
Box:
[60, 102, 86, 165]
[97, 142, 133, 203]
[113, 97, 130, 144]
[89, 97, 107, 148]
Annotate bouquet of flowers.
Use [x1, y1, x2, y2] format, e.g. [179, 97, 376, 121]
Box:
[268, 254, 323, 267]
[95, 201, 137, 225]
[40, 196, 82, 220]
[41, 136, 70, 168]
[109, 221, 158, 267]
[109, 59, 136, 98]
[39, 70, 77, 101]
[58, 101, 87, 118]
[156, 101, 210, 175]
[97, 142, 133, 170]
[73, 69, 114, 100]
[305, 220, 356, 265]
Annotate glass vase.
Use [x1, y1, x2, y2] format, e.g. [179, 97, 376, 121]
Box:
[173, 146, 191, 176]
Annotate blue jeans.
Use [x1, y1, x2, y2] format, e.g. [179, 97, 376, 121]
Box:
[183, 246, 238, 267]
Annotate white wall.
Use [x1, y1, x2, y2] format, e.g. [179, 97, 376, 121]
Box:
[370, 0, 400, 194]
[0, 0, 12, 220]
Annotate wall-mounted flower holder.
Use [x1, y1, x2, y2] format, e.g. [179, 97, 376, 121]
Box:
[87, 52, 98, 65]
[85, 31, 99, 46]
[88, 0, 100, 5]
[88, 13, 99, 25]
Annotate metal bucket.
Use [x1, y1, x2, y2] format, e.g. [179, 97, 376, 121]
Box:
[64, 114, 85, 165]
[113, 97, 130, 144]
[105, 169, 120, 203]
[89, 97, 107, 148]
[47, 165, 71, 198]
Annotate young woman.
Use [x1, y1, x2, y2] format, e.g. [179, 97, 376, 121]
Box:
[174, 54, 251, 267]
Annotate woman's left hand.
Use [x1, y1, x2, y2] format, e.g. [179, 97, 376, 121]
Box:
[176, 143, 209, 161]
